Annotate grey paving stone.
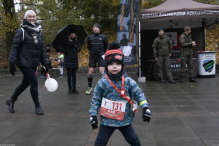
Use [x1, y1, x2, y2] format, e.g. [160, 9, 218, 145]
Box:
[145, 96, 169, 101]
[164, 92, 187, 96]
[173, 105, 208, 112]
[152, 125, 199, 140]
[10, 126, 57, 139]
[189, 95, 218, 100]
[184, 116, 219, 126]
[41, 138, 86, 146]
[167, 96, 193, 101]
[156, 139, 205, 146]
[0, 117, 33, 126]
[203, 140, 219, 146]
[1, 138, 44, 146]
[192, 126, 219, 139]
[27, 117, 67, 127]
[195, 100, 219, 106]
[61, 117, 91, 129]
[48, 127, 91, 140]
[149, 105, 178, 113]
[151, 117, 188, 127]
[202, 105, 219, 112]
[148, 100, 172, 106]
[0, 126, 21, 137]
[0, 137, 6, 143]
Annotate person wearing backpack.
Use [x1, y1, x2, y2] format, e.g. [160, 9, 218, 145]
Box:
[6, 10, 49, 115]
[152, 27, 176, 84]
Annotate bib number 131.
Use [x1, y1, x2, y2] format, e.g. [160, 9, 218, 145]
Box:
[112, 102, 122, 111]
[100, 98, 127, 121]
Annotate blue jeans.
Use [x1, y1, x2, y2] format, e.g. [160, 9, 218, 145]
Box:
[95, 124, 141, 146]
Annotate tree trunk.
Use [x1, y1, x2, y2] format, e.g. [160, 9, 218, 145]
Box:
[6, 32, 15, 59]
[2, 0, 16, 58]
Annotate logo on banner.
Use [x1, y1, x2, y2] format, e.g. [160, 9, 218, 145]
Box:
[203, 60, 214, 73]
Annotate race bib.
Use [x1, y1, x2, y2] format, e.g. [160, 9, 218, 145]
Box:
[100, 98, 127, 121]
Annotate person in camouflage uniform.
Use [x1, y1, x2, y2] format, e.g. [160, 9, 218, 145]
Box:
[152, 27, 176, 84]
[179, 26, 196, 83]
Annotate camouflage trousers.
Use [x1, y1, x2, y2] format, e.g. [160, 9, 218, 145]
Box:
[180, 55, 193, 76]
[156, 56, 173, 80]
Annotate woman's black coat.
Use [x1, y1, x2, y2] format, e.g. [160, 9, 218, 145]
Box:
[57, 39, 81, 69]
[8, 20, 49, 67]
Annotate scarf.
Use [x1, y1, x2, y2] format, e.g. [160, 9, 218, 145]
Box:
[21, 19, 42, 44]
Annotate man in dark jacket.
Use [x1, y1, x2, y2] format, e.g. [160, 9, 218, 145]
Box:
[152, 27, 176, 84]
[179, 26, 196, 83]
[86, 23, 108, 94]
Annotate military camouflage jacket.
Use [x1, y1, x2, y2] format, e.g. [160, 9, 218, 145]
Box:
[152, 35, 172, 58]
[179, 33, 193, 56]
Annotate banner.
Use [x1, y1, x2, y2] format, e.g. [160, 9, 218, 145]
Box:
[117, 0, 138, 66]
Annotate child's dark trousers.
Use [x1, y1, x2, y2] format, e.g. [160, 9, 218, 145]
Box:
[95, 124, 141, 146]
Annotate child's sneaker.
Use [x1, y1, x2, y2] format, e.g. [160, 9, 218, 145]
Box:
[86, 87, 93, 94]
[59, 75, 63, 78]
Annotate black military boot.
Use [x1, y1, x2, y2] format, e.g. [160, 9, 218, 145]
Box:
[179, 75, 183, 83]
[72, 87, 79, 94]
[35, 106, 44, 115]
[160, 78, 166, 83]
[5, 98, 17, 113]
[189, 76, 196, 82]
[169, 79, 176, 84]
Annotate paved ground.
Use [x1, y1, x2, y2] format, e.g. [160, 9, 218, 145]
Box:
[0, 74, 219, 146]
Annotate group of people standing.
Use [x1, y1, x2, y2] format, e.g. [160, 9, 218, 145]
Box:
[152, 26, 197, 84]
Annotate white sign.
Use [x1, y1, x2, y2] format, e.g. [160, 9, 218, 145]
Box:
[198, 52, 216, 76]
[165, 32, 177, 46]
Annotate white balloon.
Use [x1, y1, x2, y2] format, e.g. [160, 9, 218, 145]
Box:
[45, 77, 58, 92]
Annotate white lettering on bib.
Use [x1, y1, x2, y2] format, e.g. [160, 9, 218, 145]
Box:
[100, 98, 127, 121]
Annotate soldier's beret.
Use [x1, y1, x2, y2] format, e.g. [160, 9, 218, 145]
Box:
[157, 27, 164, 32]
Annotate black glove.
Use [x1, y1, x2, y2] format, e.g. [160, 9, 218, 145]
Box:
[142, 107, 151, 122]
[90, 116, 98, 130]
[10, 64, 16, 76]
[43, 65, 49, 73]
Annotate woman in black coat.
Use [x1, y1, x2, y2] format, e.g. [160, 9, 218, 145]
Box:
[58, 30, 81, 94]
[6, 10, 49, 115]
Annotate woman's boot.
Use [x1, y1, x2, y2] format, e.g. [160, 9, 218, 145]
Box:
[35, 106, 44, 115]
[5, 98, 17, 113]
[72, 87, 79, 94]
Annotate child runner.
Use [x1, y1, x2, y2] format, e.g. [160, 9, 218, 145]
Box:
[89, 42, 151, 146]
[58, 52, 64, 78]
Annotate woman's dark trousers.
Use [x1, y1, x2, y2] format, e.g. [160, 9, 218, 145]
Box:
[66, 68, 77, 91]
[10, 67, 40, 107]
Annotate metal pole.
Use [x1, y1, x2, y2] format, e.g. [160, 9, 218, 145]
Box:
[204, 27, 206, 51]
[139, 21, 141, 77]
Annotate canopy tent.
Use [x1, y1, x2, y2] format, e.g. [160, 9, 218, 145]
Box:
[137, 0, 219, 82]
[139, 0, 219, 30]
